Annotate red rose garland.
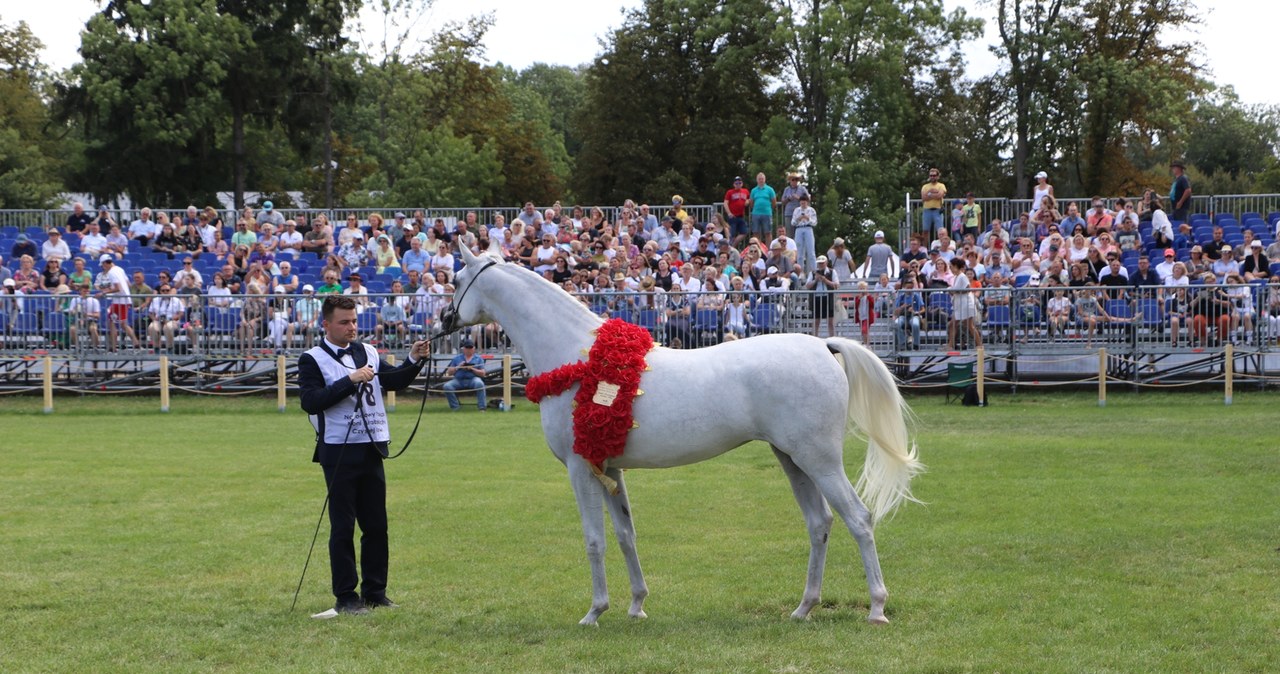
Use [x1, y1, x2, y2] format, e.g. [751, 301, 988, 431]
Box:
[525, 318, 653, 467]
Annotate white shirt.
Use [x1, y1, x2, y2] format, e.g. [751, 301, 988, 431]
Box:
[1155, 260, 1176, 281]
[42, 239, 70, 261]
[69, 295, 101, 317]
[174, 268, 203, 287]
[769, 236, 798, 254]
[97, 266, 131, 304]
[128, 219, 157, 239]
[80, 232, 108, 255]
[150, 296, 185, 320]
[198, 224, 218, 248]
[277, 230, 303, 255]
[791, 206, 817, 228]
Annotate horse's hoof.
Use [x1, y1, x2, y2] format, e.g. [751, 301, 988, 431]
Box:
[578, 616, 600, 627]
[789, 610, 811, 621]
[629, 609, 647, 619]
[867, 615, 890, 626]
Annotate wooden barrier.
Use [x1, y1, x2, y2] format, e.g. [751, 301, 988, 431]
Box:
[502, 355, 512, 412]
[1224, 343, 1233, 405]
[159, 355, 170, 413]
[386, 354, 396, 411]
[975, 346, 985, 406]
[277, 354, 287, 412]
[1098, 348, 1107, 407]
[42, 355, 53, 414]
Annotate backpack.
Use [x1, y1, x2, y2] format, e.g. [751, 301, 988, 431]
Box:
[961, 384, 988, 407]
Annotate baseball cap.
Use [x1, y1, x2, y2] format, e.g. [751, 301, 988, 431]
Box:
[395, 212, 406, 219]
[928, 248, 940, 254]
[817, 255, 828, 263]
[1034, 171, 1048, 179]
[263, 200, 273, 211]
[3, 279, 14, 287]
[874, 230, 884, 238]
[833, 237, 845, 246]
[733, 176, 742, 182]
[460, 339, 475, 348]
[1170, 160, 1185, 169]
[1221, 245, 1232, 253]
[1250, 240, 1262, 248]
[99, 254, 114, 263]
[16, 233, 28, 242]
[274, 286, 285, 293]
[1164, 248, 1176, 257]
[767, 265, 779, 274]
[302, 284, 314, 292]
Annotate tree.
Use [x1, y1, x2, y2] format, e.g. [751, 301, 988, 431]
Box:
[572, 0, 783, 205]
[0, 16, 63, 208]
[1183, 88, 1280, 193]
[773, 0, 981, 236]
[65, 0, 244, 207]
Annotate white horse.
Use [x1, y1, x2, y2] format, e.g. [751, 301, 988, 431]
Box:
[442, 243, 922, 625]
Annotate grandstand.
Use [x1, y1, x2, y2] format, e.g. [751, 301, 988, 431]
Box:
[3, 197, 1280, 396]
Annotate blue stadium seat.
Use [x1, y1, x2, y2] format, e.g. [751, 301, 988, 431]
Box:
[634, 309, 660, 337]
[0, 226, 17, 238]
[43, 312, 67, 338]
[986, 305, 1011, 335]
[1106, 300, 1133, 320]
[692, 308, 721, 346]
[1241, 212, 1262, 223]
[751, 302, 780, 334]
[13, 312, 41, 336]
[356, 310, 379, 333]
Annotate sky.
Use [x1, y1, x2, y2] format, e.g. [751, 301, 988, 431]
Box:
[5, 0, 1276, 106]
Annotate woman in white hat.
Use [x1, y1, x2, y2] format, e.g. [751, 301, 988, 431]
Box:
[1031, 171, 1054, 215]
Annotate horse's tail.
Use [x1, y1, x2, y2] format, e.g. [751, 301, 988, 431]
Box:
[825, 337, 923, 523]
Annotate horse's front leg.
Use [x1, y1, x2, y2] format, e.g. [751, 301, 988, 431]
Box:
[567, 459, 610, 625]
[604, 467, 648, 618]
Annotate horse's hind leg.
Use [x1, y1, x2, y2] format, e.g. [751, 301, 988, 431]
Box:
[805, 467, 890, 625]
[604, 467, 649, 618]
[772, 446, 834, 620]
[567, 459, 610, 625]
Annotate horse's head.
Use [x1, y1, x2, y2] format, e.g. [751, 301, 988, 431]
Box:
[440, 239, 504, 334]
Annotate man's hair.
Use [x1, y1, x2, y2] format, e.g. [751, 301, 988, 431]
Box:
[322, 295, 357, 320]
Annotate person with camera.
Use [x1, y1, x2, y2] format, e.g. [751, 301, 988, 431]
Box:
[298, 295, 431, 616]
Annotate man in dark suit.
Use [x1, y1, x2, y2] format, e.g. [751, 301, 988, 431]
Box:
[298, 295, 430, 616]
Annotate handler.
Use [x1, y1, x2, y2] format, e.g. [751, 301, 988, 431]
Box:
[298, 295, 431, 615]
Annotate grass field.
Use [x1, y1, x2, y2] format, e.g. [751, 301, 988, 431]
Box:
[1, 392, 1277, 673]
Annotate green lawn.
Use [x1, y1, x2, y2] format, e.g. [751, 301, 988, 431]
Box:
[1, 393, 1276, 673]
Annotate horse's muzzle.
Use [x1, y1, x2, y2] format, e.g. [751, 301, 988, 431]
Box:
[439, 305, 458, 335]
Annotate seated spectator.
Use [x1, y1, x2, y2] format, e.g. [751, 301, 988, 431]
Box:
[79, 222, 108, 258]
[430, 241, 456, 283]
[1009, 213, 1035, 243]
[1211, 245, 1240, 282]
[292, 284, 323, 348]
[1191, 274, 1232, 346]
[1113, 198, 1139, 229]
[337, 272, 369, 313]
[11, 255, 40, 293]
[1131, 256, 1160, 289]
[893, 277, 924, 348]
[931, 230, 957, 261]
[402, 236, 430, 274]
[207, 273, 233, 307]
[302, 214, 333, 256]
[985, 272, 1012, 306]
[272, 261, 298, 293]
[41, 257, 68, 293]
[1241, 240, 1270, 281]
[147, 283, 186, 351]
[1186, 245, 1210, 277]
[8, 234, 34, 262]
[41, 228, 70, 261]
[1114, 217, 1142, 253]
[174, 257, 203, 288]
[178, 221, 204, 257]
[152, 222, 180, 257]
[1097, 253, 1131, 298]
[443, 339, 487, 411]
[68, 285, 102, 348]
[1266, 277, 1280, 345]
[373, 234, 400, 273]
[375, 280, 409, 346]
[67, 257, 93, 291]
[128, 208, 158, 245]
[1225, 273, 1256, 344]
[1047, 287, 1071, 338]
[277, 220, 304, 258]
[1011, 238, 1039, 279]
[104, 224, 128, 259]
[1085, 199, 1113, 235]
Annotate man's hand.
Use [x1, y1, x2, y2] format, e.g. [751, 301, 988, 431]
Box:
[349, 365, 375, 384]
[409, 340, 430, 360]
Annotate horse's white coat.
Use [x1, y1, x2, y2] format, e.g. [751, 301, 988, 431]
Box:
[450, 244, 922, 624]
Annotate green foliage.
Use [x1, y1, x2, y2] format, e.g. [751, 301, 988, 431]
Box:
[573, 0, 783, 205]
[352, 125, 502, 207]
[1184, 88, 1280, 193]
[0, 17, 67, 208]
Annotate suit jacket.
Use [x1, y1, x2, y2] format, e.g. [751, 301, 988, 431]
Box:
[298, 342, 426, 465]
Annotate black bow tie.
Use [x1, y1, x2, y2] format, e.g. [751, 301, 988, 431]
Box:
[334, 346, 353, 360]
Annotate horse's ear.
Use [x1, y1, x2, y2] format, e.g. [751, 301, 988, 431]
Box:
[485, 236, 504, 261]
[458, 241, 479, 266]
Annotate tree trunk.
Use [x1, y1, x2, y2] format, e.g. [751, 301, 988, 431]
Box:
[232, 106, 246, 209]
[323, 61, 334, 210]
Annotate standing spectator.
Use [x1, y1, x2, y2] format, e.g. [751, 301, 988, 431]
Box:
[722, 176, 750, 248]
[746, 172, 777, 238]
[1169, 160, 1193, 221]
[780, 173, 810, 228]
[860, 230, 897, 281]
[41, 229, 70, 261]
[961, 193, 983, 241]
[805, 255, 839, 337]
[850, 281, 874, 344]
[1031, 171, 1055, 214]
[920, 168, 947, 241]
[790, 195, 818, 276]
[256, 201, 285, 229]
[517, 202, 542, 229]
[293, 285, 323, 348]
[443, 339, 487, 411]
[945, 257, 981, 350]
[66, 203, 94, 235]
[95, 255, 138, 350]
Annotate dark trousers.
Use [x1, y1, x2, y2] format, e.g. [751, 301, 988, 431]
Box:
[322, 454, 388, 606]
